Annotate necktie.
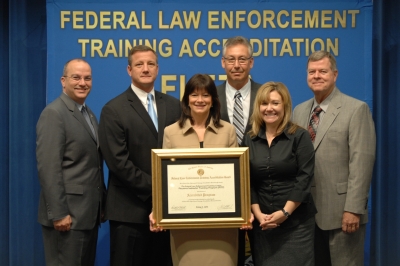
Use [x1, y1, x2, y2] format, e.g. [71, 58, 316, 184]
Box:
[308, 106, 323, 142]
[233, 91, 245, 145]
[81, 105, 96, 140]
[147, 94, 158, 131]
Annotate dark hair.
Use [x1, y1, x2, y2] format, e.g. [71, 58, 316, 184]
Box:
[128, 45, 158, 66]
[178, 74, 222, 128]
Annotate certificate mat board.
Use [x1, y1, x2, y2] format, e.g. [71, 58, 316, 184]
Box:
[151, 148, 251, 229]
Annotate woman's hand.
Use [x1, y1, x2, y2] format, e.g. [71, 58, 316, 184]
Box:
[260, 210, 288, 230]
[149, 212, 164, 232]
[240, 212, 254, 230]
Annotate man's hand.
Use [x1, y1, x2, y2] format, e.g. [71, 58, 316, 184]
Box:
[342, 211, 360, 233]
[53, 215, 72, 231]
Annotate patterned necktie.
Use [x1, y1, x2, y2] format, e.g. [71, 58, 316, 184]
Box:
[308, 106, 323, 142]
[147, 94, 158, 132]
[81, 105, 96, 141]
[233, 91, 245, 145]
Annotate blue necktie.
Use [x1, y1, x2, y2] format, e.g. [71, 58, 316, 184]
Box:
[147, 94, 158, 131]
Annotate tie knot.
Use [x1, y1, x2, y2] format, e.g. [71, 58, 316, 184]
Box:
[313, 106, 322, 114]
[235, 91, 242, 99]
[148, 94, 154, 101]
[81, 105, 86, 112]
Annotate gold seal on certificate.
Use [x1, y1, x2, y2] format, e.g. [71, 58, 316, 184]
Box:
[151, 148, 251, 229]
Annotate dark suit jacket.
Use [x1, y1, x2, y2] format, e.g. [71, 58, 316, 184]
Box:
[217, 80, 262, 134]
[293, 88, 376, 230]
[98, 87, 181, 224]
[36, 93, 105, 230]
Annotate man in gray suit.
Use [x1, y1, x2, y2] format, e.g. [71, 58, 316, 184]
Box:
[292, 51, 376, 266]
[36, 59, 105, 265]
[217, 36, 261, 265]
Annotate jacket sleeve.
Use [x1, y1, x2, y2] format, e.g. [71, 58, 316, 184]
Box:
[36, 107, 69, 221]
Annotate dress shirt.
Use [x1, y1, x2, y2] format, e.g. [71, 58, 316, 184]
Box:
[242, 124, 317, 229]
[130, 83, 157, 115]
[225, 80, 251, 126]
[309, 87, 336, 123]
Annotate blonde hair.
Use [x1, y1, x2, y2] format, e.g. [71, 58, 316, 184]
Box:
[249, 81, 299, 138]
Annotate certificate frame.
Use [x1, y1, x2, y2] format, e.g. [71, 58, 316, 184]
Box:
[151, 148, 251, 229]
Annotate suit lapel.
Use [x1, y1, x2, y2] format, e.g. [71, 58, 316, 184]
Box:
[60, 93, 97, 143]
[247, 80, 259, 130]
[86, 105, 99, 147]
[313, 89, 341, 150]
[125, 88, 158, 140]
[155, 91, 166, 147]
[298, 99, 314, 129]
[218, 82, 230, 123]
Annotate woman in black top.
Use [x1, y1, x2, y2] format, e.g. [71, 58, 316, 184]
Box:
[242, 82, 316, 266]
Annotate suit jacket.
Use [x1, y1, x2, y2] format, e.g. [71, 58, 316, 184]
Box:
[163, 119, 238, 148]
[98, 87, 181, 224]
[292, 88, 376, 230]
[36, 93, 105, 230]
[217, 79, 262, 134]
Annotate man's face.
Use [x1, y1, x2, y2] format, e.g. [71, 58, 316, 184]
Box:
[127, 51, 159, 92]
[221, 44, 254, 89]
[61, 60, 92, 105]
[307, 57, 338, 101]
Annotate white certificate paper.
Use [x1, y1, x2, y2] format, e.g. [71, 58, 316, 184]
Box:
[167, 164, 236, 214]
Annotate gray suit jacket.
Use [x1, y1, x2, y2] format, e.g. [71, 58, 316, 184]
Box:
[292, 88, 376, 230]
[217, 79, 262, 135]
[36, 93, 105, 230]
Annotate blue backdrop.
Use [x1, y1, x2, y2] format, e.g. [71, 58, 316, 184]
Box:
[1, 0, 399, 265]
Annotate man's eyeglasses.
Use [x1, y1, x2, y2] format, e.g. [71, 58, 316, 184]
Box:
[63, 75, 92, 82]
[223, 57, 252, 65]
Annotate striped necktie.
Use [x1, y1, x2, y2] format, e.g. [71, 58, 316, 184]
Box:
[233, 91, 245, 145]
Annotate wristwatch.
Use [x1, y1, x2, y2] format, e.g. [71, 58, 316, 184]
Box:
[281, 208, 290, 218]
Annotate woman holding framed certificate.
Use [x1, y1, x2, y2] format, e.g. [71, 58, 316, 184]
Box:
[242, 82, 317, 265]
[150, 74, 250, 266]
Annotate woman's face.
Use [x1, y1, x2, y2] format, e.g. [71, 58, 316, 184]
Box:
[188, 88, 213, 117]
[259, 90, 284, 128]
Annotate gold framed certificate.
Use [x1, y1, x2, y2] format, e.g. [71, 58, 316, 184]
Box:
[151, 148, 251, 229]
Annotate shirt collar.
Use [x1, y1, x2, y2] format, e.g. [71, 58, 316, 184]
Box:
[63, 92, 86, 111]
[182, 118, 219, 135]
[226, 79, 251, 100]
[312, 87, 336, 114]
[130, 83, 155, 104]
[254, 125, 291, 140]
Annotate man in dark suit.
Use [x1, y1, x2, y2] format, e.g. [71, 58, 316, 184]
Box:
[98, 45, 181, 265]
[36, 59, 106, 265]
[217, 36, 261, 266]
[292, 51, 376, 266]
[217, 36, 262, 145]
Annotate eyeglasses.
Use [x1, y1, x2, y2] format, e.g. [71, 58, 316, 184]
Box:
[223, 57, 252, 65]
[63, 75, 92, 82]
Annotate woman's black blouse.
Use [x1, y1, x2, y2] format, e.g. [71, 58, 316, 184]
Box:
[242, 125, 317, 229]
